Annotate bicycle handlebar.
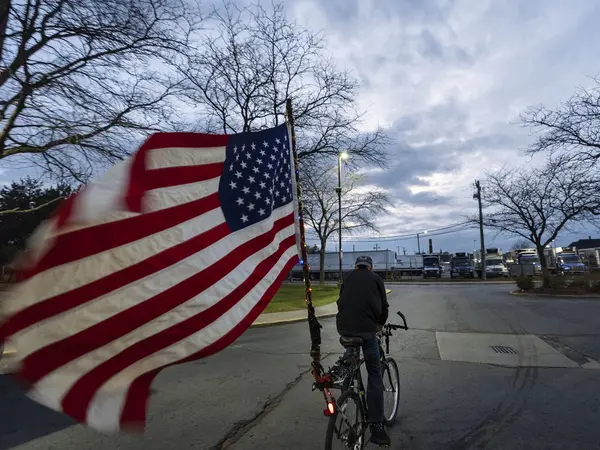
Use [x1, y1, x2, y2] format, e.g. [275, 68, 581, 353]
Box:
[396, 310, 408, 329]
[379, 311, 408, 355]
[382, 311, 409, 332]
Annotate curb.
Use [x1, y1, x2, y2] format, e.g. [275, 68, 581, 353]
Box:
[509, 289, 600, 299]
[251, 289, 392, 328]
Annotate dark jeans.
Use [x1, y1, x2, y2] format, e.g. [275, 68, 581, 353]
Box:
[343, 334, 384, 424]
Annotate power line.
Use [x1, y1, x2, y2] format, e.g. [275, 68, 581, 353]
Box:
[341, 225, 478, 243]
[305, 220, 473, 242]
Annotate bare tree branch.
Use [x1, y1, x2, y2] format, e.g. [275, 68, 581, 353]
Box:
[0, 0, 9, 62]
[465, 157, 600, 286]
[511, 238, 533, 250]
[178, 1, 390, 168]
[300, 160, 392, 283]
[0, 0, 204, 183]
[522, 77, 600, 166]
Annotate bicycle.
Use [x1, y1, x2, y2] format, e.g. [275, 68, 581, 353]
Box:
[324, 311, 409, 449]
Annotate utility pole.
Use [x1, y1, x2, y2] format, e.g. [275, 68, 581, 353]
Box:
[474, 180, 487, 280]
[374, 243, 380, 251]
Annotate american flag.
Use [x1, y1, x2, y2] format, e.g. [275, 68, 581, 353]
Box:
[0, 123, 301, 433]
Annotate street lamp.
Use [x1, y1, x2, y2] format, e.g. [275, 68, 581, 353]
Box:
[336, 151, 349, 283]
[417, 230, 427, 254]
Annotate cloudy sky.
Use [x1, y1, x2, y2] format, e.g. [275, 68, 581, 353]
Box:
[2, 0, 599, 256]
[287, 0, 600, 254]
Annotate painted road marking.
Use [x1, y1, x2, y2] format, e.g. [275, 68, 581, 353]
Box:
[436, 332, 579, 368]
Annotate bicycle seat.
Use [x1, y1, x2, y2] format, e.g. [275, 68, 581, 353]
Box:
[339, 336, 364, 348]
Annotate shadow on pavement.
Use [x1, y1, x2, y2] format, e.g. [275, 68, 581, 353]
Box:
[0, 374, 75, 450]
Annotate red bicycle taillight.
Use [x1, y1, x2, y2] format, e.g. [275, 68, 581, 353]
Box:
[321, 388, 336, 416]
[324, 401, 336, 416]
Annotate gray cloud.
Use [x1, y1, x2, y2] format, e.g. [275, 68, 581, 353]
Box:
[272, 0, 600, 250]
[397, 190, 457, 207]
[315, 0, 456, 24]
[4, 0, 600, 254]
[365, 140, 459, 190]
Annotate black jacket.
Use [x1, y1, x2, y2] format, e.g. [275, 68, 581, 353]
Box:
[336, 268, 389, 334]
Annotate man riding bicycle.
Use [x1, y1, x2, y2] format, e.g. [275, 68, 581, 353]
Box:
[335, 255, 391, 446]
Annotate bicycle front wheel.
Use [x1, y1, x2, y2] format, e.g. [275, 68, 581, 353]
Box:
[325, 390, 366, 450]
[382, 357, 400, 425]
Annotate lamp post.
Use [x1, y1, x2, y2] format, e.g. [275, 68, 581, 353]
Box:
[417, 230, 427, 254]
[336, 151, 349, 283]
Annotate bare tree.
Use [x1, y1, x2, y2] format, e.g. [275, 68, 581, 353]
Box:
[522, 77, 600, 166]
[511, 238, 533, 250]
[0, 0, 202, 184]
[179, 1, 390, 168]
[301, 163, 391, 283]
[469, 158, 600, 286]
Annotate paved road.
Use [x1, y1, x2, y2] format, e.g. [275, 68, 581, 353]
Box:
[2, 285, 600, 449]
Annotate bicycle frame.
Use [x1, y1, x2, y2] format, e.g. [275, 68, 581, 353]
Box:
[343, 333, 390, 419]
[336, 313, 408, 423]
[323, 311, 409, 446]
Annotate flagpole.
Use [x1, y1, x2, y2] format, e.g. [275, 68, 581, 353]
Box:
[285, 99, 325, 382]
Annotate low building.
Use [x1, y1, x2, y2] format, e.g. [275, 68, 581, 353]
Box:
[568, 237, 600, 270]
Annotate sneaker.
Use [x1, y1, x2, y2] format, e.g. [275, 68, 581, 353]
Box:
[369, 422, 391, 446]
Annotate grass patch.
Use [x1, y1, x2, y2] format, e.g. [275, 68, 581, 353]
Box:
[265, 283, 339, 313]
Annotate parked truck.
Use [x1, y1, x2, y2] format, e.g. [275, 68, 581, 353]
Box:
[485, 248, 509, 278]
[503, 252, 516, 266]
[291, 249, 397, 280]
[450, 252, 474, 279]
[544, 247, 587, 275]
[394, 254, 423, 277]
[423, 254, 442, 279]
[509, 249, 542, 277]
[577, 247, 600, 271]
[473, 248, 509, 278]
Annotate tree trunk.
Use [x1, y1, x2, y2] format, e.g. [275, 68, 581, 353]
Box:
[0, 0, 9, 63]
[319, 245, 326, 285]
[537, 245, 550, 288]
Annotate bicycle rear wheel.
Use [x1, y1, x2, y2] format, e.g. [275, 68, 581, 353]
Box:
[382, 357, 400, 425]
[325, 390, 366, 450]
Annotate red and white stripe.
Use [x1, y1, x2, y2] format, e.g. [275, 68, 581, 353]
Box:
[0, 129, 300, 433]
